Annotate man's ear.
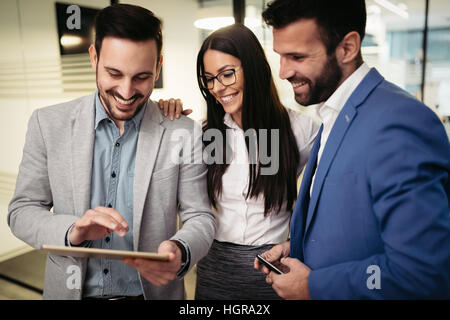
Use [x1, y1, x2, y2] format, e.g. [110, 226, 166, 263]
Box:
[335, 31, 361, 66]
[155, 54, 163, 83]
[88, 44, 98, 71]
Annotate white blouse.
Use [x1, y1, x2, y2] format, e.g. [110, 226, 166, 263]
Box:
[214, 108, 320, 245]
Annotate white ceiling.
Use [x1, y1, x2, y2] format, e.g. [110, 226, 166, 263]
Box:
[199, 0, 450, 30]
[364, 0, 449, 30]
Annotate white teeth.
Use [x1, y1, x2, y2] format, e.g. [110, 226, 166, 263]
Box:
[292, 81, 307, 88]
[114, 95, 136, 105]
[220, 93, 237, 103]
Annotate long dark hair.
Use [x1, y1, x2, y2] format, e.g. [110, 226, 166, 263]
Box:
[196, 24, 300, 216]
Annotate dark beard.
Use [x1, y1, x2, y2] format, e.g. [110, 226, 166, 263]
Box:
[309, 53, 343, 104]
[105, 89, 145, 119]
[97, 82, 147, 122]
[295, 53, 343, 106]
[95, 63, 148, 122]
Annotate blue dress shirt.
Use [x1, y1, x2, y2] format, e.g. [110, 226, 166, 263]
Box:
[82, 93, 146, 297]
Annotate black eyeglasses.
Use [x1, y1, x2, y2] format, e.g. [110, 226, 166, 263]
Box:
[201, 66, 241, 90]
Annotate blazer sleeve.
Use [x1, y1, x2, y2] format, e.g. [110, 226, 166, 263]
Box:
[308, 101, 450, 299]
[169, 120, 216, 272]
[7, 109, 77, 249]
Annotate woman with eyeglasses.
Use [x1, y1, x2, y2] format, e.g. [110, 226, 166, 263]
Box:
[193, 24, 319, 300]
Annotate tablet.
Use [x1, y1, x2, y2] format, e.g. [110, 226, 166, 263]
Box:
[41, 245, 170, 261]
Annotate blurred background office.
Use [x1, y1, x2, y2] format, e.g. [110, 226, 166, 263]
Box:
[0, 0, 449, 299]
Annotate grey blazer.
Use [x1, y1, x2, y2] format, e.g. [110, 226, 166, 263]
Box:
[8, 93, 216, 300]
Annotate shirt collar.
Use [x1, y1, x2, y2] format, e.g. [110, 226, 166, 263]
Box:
[320, 62, 370, 116]
[94, 91, 147, 130]
[223, 112, 242, 130]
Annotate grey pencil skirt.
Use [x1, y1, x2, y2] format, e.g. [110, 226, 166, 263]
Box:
[195, 240, 282, 300]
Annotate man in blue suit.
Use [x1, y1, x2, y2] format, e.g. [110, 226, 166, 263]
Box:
[255, 0, 450, 299]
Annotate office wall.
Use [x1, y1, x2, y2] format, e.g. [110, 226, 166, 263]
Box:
[0, 0, 109, 176]
[0, 0, 111, 260]
[123, 0, 205, 120]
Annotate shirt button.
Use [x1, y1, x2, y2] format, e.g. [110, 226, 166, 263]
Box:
[103, 268, 109, 275]
[107, 203, 112, 208]
[115, 142, 120, 147]
[111, 171, 116, 178]
[105, 236, 110, 243]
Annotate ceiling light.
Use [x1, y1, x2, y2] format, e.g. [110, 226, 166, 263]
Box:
[374, 0, 409, 19]
[194, 5, 262, 31]
[194, 17, 235, 30]
[60, 34, 83, 47]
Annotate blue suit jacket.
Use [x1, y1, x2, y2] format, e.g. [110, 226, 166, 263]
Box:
[290, 68, 450, 299]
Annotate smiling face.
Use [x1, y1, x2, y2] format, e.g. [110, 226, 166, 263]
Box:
[203, 49, 244, 125]
[273, 18, 343, 106]
[89, 37, 162, 129]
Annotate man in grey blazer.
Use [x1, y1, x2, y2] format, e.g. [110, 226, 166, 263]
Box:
[7, 4, 215, 300]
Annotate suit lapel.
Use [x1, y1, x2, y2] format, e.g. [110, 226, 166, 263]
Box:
[133, 101, 165, 250]
[290, 124, 323, 260]
[304, 105, 357, 233]
[70, 94, 95, 217]
[304, 68, 384, 235]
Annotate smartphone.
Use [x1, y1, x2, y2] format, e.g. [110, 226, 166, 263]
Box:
[256, 254, 284, 275]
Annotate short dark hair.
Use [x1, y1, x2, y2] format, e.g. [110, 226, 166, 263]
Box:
[262, 0, 366, 54]
[94, 4, 162, 60]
